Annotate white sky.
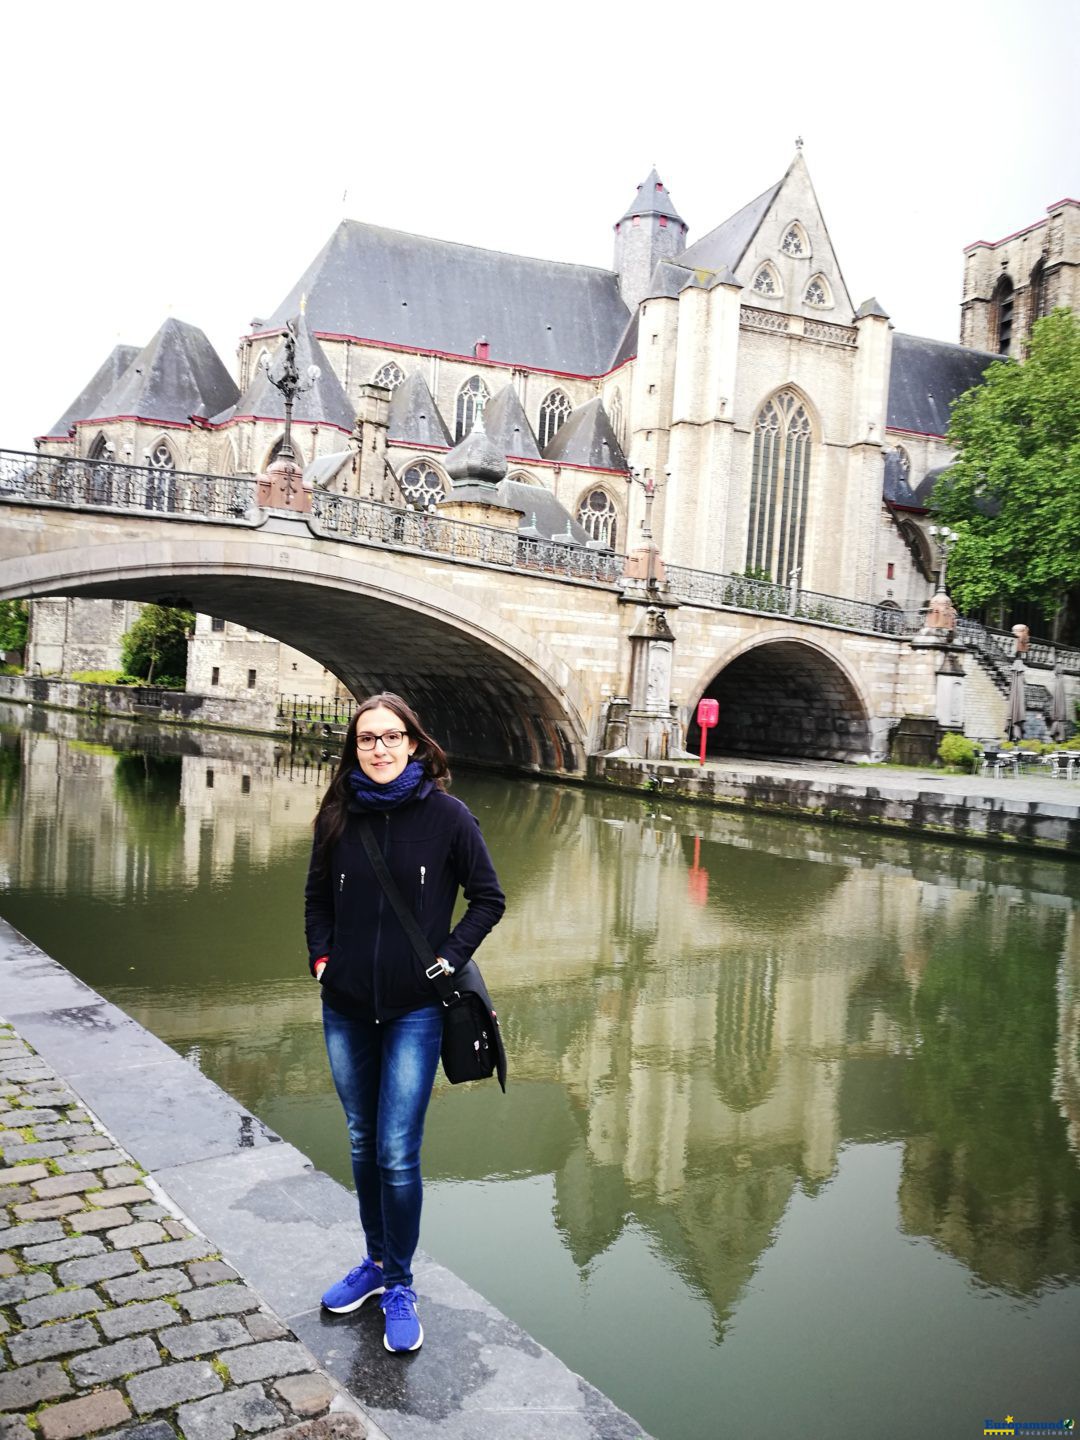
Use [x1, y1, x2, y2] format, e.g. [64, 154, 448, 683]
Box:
[2, 0, 1077, 452]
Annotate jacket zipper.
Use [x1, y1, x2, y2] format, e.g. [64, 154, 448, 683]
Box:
[371, 814, 390, 1024]
[419, 865, 426, 914]
[339, 873, 344, 892]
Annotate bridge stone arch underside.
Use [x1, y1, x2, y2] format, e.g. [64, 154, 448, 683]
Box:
[1, 519, 594, 775]
[687, 636, 873, 762]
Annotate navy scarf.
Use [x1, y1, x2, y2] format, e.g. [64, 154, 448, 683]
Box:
[347, 759, 426, 811]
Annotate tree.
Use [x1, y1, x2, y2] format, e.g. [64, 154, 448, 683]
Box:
[931, 308, 1080, 641]
[0, 600, 28, 655]
[120, 605, 194, 684]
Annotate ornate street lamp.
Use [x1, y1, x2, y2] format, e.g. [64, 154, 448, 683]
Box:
[625, 466, 669, 592]
[258, 320, 321, 464]
[927, 524, 958, 592]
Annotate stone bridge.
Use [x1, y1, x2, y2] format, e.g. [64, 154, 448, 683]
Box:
[0, 451, 959, 775]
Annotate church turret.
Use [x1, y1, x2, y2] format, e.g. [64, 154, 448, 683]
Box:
[614, 169, 688, 313]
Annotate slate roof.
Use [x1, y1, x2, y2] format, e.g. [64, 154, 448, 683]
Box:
[90, 319, 239, 426]
[610, 312, 639, 369]
[882, 448, 918, 507]
[675, 180, 783, 274]
[481, 385, 541, 460]
[500, 480, 590, 544]
[887, 333, 1000, 436]
[619, 170, 685, 224]
[214, 316, 354, 431]
[43, 345, 141, 439]
[263, 220, 631, 376]
[305, 450, 356, 488]
[542, 397, 627, 471]
[387, 372, 452, 446]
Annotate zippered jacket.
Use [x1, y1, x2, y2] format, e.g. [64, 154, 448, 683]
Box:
[304, 782, 506, 1021]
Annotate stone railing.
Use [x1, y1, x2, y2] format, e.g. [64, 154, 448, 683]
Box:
[0, 448, 255, 520]
[804, 318, 858, 346]
[739, 306, 790, 334]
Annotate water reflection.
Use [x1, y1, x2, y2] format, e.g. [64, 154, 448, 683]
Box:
[2, 706, 1079, 1436]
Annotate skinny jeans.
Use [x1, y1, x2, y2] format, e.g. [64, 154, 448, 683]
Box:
[322, 1001, 442, 1289]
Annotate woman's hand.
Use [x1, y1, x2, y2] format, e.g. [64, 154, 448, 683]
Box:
[314, 958, 328, 981]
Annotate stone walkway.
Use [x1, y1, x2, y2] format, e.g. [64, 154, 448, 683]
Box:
[0, 1023, 367, 1440]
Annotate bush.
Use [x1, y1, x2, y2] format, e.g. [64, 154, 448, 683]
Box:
[71, 670, 127, 685]
[938, 733, 982, 772]
[120, 605, 193, 684]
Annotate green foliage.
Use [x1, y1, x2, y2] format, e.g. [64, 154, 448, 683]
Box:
[119, 605, 193, 684]
[71, 669, 128, 685]
[0, 663, 22, 677]
[937, 732, 981, 772]
[0, 600, 28, 653]
[931, 310, 1080, 632]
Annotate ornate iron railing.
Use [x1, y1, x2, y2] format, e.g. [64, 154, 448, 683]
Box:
[663, 563, 919, 636]
[0, 448, 255, 520]
[957, 617, 1080, 676]
[278, 693, 356, 725]
[309, 490, 627, 585]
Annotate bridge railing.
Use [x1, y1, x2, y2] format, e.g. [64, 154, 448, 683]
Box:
[662, 563, 922, 636]
[0, 449, 256, 521]
[309, 490, 628, 586]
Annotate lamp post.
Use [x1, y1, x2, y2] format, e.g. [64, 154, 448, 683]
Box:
[927, 524, 958, 592]
[626, 466, 668, 591]
[259, 320, 321, 463]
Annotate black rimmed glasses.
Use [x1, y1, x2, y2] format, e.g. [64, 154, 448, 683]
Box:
[356, 729, 407, 751]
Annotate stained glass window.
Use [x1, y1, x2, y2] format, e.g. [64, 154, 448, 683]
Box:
[781, 224, 808, 257]
[804, 275, 830, 307]
[399, 460, 445, 508]
[752, 264, 780, 296]
[538, 389, 572, 449]
[746, 390, 812, 581]
[373, 361, 405, 391]
[577, 489, 618, 548]
[455, 376, 490, 440]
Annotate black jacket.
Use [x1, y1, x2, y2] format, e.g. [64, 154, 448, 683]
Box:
[304, 781, 505, 1022]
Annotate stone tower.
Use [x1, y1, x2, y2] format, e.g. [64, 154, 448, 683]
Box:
[613, 169, 688, 313]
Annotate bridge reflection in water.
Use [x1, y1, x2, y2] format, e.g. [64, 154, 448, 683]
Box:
[1, 707, 1078, 1439]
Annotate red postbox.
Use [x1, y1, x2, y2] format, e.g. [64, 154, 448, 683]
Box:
[696, 697, 719, 765]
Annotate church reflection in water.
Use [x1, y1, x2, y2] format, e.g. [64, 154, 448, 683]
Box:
[2, 705, 1079, 1338]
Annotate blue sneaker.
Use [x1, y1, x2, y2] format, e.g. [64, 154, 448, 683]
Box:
[380, 1284, 423, 1352]
[321, 1257, 385, 1313]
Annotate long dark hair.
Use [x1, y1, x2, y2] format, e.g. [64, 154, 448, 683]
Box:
[312, 692, 450, 863]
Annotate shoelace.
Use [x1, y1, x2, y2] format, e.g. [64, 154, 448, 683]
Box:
[345, 1262, 374, 1285]
[382, 1286, 417, 1318]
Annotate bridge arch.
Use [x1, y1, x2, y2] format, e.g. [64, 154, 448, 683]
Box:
[686, 633, 873, 761]
[2, 531, 590, 775]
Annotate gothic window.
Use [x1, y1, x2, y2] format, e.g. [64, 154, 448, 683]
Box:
[538, 389, 572, 449]
[751, 263, 781, 297]
[608, 389, 625, 448]
[373, 361, 405, 391]
[804, 274, 832, 308]
[781, 223, 809, 257]
[88, 433, 111, 461]
[993, 274, 1014, 355]
[398, 460, 445, 508]
[746, 389, 813, 581]
[577, 488, 618, 549]
[146, 439, 175, 470]
[455, 375, 490, 440]
[1029, 258, 1048, 329]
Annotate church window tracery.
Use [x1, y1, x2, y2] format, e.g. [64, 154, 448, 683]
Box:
[577, 488, 619, 549]
[373, 361, 406, 391]
[746, 389, 812, 581]
[399, 460, 445, 508]
[752, 263, 781, 297]
[147, 439, 176, 470]
[538, 389, 573, 448]
[781, 223, 809, 257]
[455, 375, 490, 440]
[804, 274, 832, 307]
[88, 433, 111, 461]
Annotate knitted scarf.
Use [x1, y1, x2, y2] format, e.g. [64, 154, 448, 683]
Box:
[347, 759, 426, 812]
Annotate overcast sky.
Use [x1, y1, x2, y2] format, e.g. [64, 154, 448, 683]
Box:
[2, 0, 1076, 452]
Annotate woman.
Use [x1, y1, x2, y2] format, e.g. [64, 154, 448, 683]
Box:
[305, 692, 505, 1353]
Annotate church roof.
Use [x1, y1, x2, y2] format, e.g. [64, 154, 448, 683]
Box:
[481, 385, 541, 460]
[887, 333, 1000, 437]
[542, 397, 627, 471]
[675, 180, 783, 273]
[214, 316, 355, 431]
[387, 371, 452, 447]
[610, 311, 639, 369]
[42, 344, 140, 439]
[90, 319, 239, 426]
[500, 480, 590, 544]
[619, 170, 684, 224]
[263, 220, 631, 377]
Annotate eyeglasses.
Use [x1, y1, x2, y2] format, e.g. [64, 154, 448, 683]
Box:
[357, 729, 407, 751]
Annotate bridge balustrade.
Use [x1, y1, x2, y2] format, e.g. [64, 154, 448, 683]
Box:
[662, 563, 921, 636]
[0, 449, 255, 521]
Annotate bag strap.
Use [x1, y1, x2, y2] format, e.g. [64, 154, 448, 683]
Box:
[357, 819, 459, 1005]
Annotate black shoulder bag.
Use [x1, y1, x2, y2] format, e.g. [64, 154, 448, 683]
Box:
[358, 820, 507, 1091]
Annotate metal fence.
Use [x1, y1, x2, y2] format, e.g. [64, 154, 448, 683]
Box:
[663, 564, 920, 636]
[278, 694, 357, 725]
[0, 448, 255, 521]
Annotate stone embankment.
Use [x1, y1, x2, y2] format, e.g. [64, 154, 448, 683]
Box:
[0, 1029, 365, 1440]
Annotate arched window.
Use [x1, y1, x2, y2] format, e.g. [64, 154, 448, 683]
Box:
[398, 460, 445, 508]
[752, 262, 782, 298]
[538, 389, 572, 448]
[608, 389, 625, 449]
[577, 489, 618, 549]
[993, 275, 1014, 355]
[781, 222, 809, 258]
[146, 439, 176, 470]
[1029, 258, 1048, 329]
[455, 375, 490, 441]
[746, 389, 813, 581]
[373, 361, 406, 391]
[88, 433, 112, 461]
[803, 274, 832, 308]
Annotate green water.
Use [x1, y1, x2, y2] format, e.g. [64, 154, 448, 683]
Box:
[1, 705, 1079, 1439]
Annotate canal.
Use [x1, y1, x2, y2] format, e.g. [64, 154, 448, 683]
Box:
[1, 704, 1078, 1439]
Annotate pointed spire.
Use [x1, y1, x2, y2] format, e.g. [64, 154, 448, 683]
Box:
[618, 168, 684, 225]
[481, 384, 541, 460]
[387, 371, 452, 446]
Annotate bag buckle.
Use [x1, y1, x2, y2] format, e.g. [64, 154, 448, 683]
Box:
[425, 960, 448, 980]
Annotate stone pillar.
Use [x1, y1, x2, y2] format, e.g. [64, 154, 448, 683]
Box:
[621, 603, 688, 760]
[354, 383, 390, 501]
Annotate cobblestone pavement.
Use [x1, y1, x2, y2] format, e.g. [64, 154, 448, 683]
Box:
[0, 1022, 367, 1440]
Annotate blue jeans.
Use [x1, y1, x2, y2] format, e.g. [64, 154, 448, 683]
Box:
[322, 1002, 443, 1289]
